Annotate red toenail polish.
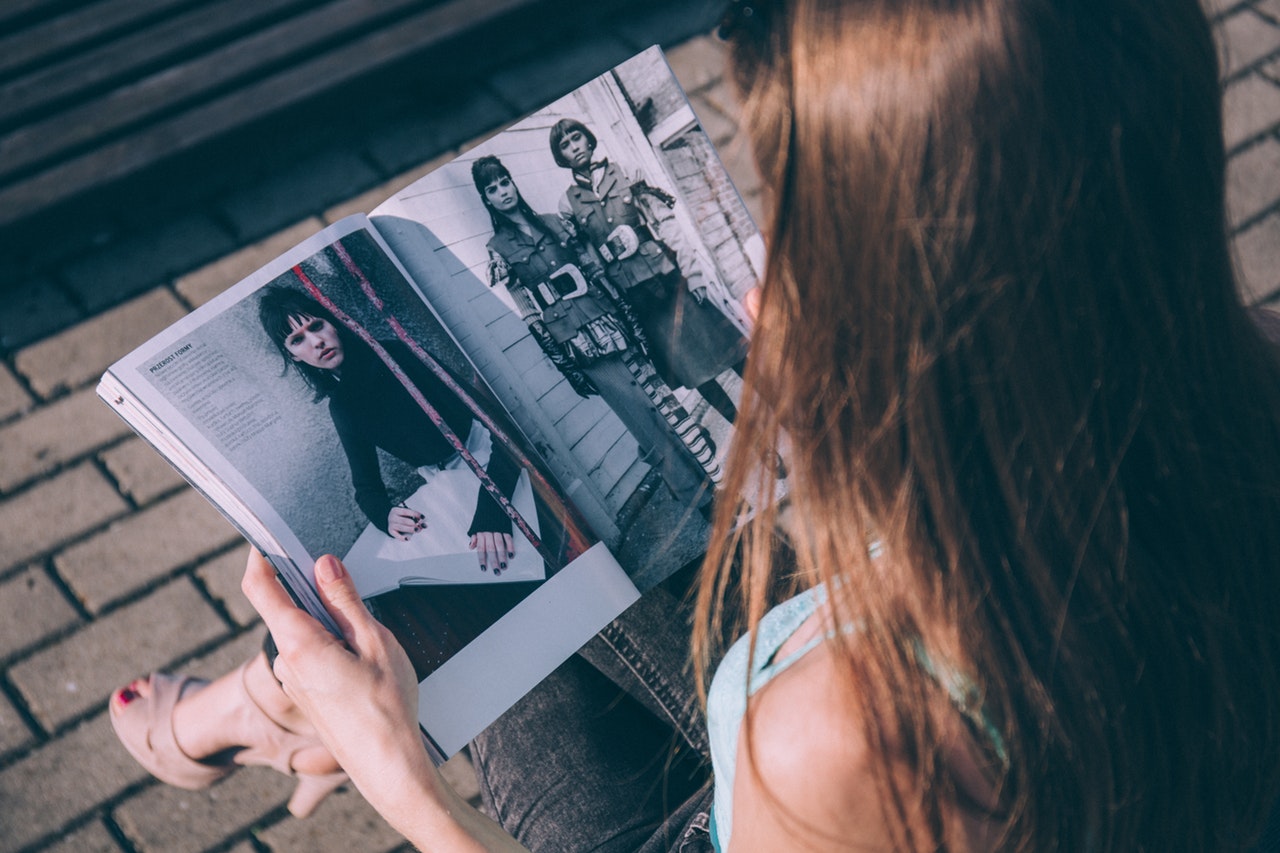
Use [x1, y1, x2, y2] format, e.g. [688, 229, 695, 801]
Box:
[119, 688, 137, 704]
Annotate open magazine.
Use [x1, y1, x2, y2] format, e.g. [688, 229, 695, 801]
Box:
[97, 46, 764, 764]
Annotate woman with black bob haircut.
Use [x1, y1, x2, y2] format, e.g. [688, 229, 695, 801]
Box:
[256, 285, 520, 561]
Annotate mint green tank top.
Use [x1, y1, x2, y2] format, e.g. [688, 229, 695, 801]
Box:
[704, 586, 1005, 852]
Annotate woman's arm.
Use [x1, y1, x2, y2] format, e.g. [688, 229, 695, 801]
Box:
[241, 549, 530, 852]
[467, 440, 521, 572]
[332, 405, 402, 537]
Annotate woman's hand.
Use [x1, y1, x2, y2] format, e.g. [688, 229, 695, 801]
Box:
[469, 531, 515, 573]
[388, 506, 425, 541]
[241, 551, 528, 851]
[241, 551, 431, 817]
[487, 250, 511, 290]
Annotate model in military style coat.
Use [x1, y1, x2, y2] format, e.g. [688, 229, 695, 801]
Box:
[549, 119, 748, 424]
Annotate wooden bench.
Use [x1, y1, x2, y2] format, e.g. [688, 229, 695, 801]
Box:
[0, 0, 543, 228]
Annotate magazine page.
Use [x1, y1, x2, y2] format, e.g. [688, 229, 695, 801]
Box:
[371, 46, 765, 591]
[98, 215, 639, 760]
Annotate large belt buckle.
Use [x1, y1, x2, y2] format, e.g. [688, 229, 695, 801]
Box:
[548, 263, 589, 300]
[598, 224, 640, 263]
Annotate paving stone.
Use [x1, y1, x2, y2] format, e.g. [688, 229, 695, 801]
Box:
[175, 218, 325, 308]
[0, 277, 82, 353]
[0, 690, 35, 758]
[0, 365, 32, 423]
[364, 90, 513, 177]
[666, 35, 728, 93]
[716, 132, 765, 204]
[183, 628, 264, 679]
[488, 35, 638, 113]
[9, 579, 226, 731]
[217, 150, 381, 243]
[114, 762, 293, 853]
[1258, 0, 1280, 24]
[0, 713, 146, 853]
[253, 784, 405, 853]
[0, 388, 132, 493]
[13, 289, 188, 399]
[63, 214, 237, 312]
[35, 817, 124, 853]
[56, 488, 240, 614]
[323, 154, 455, 223]
[1220, 8, 1280, 77]
[1223, 74, 1280, 149]
[195, 546, 260, 628]
[1236, 213, 1280, 302]
[0, 464, 128, 573]
[688, 92, 739, 147]
[1229, 137, 1280, 226]
[1206, 0, 1247, 17]
[99, 437, 187, 505]
[0, 566, 80, 661]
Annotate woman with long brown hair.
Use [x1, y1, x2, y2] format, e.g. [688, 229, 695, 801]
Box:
[232, 0, 1280, 849]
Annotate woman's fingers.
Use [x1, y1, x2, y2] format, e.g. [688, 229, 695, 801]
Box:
[743, 285, 762, 323]
[468, 531, 510, 572]
[242, 549, 329, 646]
[387, 507, 424, 540]
[312, 555, 378, 649]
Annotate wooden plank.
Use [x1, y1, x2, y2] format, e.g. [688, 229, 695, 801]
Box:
[0, 0, 195, 79]
[0, 0, 428, 181]
[0, 0, 542, 226]
[0, 0, 314, 128]
[0, 0, 87, 30]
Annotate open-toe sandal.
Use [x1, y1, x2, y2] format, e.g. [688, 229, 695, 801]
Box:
[110, 664, 347, 818]
[109, 672, 235, 790]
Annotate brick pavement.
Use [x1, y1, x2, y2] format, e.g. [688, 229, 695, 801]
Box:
[0, 4, 1275, 852]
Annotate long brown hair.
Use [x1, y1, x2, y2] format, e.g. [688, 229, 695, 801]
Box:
[700, 0, 1280, 849]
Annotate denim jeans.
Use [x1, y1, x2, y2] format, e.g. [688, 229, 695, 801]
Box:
[469, 564, 717, 853]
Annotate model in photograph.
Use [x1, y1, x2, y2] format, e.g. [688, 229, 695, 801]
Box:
[549, 118, 749, 424]
[258, 285, 523, 571]
[470, 155, 716, 506]
[257, 284, 574, 681]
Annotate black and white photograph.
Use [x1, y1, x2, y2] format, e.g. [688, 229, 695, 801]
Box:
[370, 46, 764, 582]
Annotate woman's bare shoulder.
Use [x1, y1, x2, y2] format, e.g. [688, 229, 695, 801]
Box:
[729, 637, 889, 852]
[729, 637, 1001, 852]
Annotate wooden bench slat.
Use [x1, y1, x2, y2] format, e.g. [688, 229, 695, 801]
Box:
[0, 0, 537, 227]
[0, 0, 83, 29]
[0, 0, 430, 181]
[0, 0, 315, 128]
[0, 0, 195, 80]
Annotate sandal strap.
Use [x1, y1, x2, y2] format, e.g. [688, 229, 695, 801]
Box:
[111, 673, 234, 790]
[233, 659, 310, 776]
